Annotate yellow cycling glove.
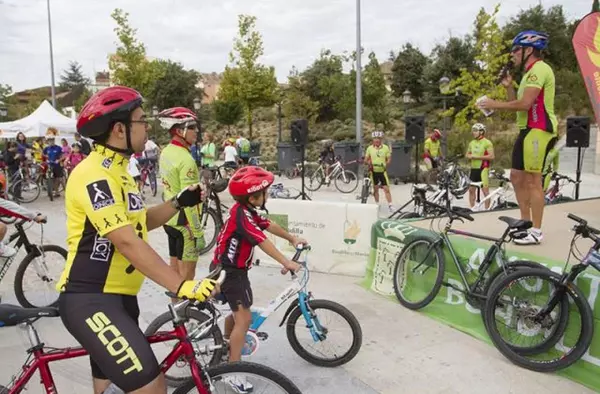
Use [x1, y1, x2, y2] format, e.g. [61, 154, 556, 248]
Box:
[176, 279, 217, 302]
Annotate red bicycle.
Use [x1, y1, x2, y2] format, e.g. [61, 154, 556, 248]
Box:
[0, 270, 301, 394]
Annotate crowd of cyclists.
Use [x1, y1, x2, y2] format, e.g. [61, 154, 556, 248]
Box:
[0, 28, 571, 393]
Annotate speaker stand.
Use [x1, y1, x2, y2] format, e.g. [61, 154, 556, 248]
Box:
[298, 143, 311, 201]
[575, 146, 582, 200]
[413, 140, 420, 183]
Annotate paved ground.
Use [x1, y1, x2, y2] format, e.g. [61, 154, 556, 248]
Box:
[0, 172, 599, 393]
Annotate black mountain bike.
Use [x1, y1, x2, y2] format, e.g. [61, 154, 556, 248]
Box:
[0, 219, 66, 308]
[483, 213, 600, 372]
[392, 198, 543, 312]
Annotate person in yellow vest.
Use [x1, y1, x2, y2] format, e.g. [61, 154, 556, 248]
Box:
[365, 131, 393, 212]
[423, 128, 442, 170]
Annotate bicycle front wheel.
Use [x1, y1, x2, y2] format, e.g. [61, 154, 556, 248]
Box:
[334, 170, 358, 193]
[304, 169, 323, 192]
[286, 299, 362, 367]
[145, 306, 224, 387]
[199, 208, 221, 255]
[12, 179, 40, 204]
[173, 361, 302, 394]
[393, 237, 445, 310]
[149, 171, 158, 197]
[484, 267, 593, 372]
[14, 244, 66, 308]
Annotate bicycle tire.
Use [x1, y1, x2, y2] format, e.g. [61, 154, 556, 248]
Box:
[304, 169, 323, 192]
[46, 178, 54, 201]
[173, 361, 302, 394]
[285, 299, 362, 367]
[484, 267, 593, 372]
[144, 306, 224, 387]
[149, 172, 157, 197]
[284, 168, 296, 179]
[397, 212, 421, 219]
[199, 208, 222, 256]
[334, 170, 358, 194]
[14, 244, 66, 308]
[393, 237, 445, 310]
[12, 179, 40, 204]
[481, 260, 570, 355]
[360, 181, 369, 203]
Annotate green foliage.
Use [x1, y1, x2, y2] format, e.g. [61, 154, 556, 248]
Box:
[282, 67, 319, 124]
[59, 61, 90, 92]
[146, 60, 202, 110]
[219, 15, 278, 139]
[555, 68, 592, 117]
[594, 0, 600, 13]
[73, 88, 92, 113]
[213, 99, 244, 130]
[0, 84, 12, 102]
[390, 43, 429, 102]
[108, 9, 163, 98]
[362, 52, 390, 126]
[451, 4, 510, 130]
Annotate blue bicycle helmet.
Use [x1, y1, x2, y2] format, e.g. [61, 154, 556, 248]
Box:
[512, 30, 549, 50]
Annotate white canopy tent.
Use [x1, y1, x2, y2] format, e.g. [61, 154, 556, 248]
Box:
[0, 100, 77, 139]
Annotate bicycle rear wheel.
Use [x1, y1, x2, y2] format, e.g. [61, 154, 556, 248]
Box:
[484, 267, 592, 372]
[12, 179, 40, 204]
[304, 169, 323, 192]
[199, 208, 221, 255]
[393, 237, 445, 310]
[173, 361, 302, 394]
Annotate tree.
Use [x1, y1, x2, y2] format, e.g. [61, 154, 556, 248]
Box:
[390, 43, 429, 102]
[59, 61, 90, 91]
[300, 50, 354, 122]
[108, 8, 163, 99]
[213, 99, 244, 131]
[593, 0, 599, 12]
[283, 68, 320, 124]
[362, 52, 390, 125]
[74, 88, 93, 113]
[147, 60, 202, 110]
[423, 36, 476, 96]
[218, 15, 278, 138]
[450, 4, 510, 129]
[0, 84, 12, 102]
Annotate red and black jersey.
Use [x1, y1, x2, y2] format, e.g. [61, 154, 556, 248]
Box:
[212, 202, 271, 269]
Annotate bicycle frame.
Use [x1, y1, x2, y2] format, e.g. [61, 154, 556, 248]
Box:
[0, 222, 40, 283]
[471, 183, 511, 212]
[4, 302, 212, 394]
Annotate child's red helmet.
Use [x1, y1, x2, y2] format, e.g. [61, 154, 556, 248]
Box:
[229, 167, 274, 197]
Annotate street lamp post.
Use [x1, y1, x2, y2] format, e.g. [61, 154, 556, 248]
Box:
[402, 89, 411, 116]
[193, 97, 202, 136]
[402, 90, 419, 182]
[46, 0, 57, 108]
[355, 0, 362, 145]
[439, 76, 451, 157]
[276, 102, 282, 142]
[152, 105, 159, 138]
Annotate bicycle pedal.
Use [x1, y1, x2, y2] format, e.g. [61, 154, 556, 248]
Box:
[256, 332, 268, 341]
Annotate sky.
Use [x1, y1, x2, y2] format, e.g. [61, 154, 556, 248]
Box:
[0, 0, 592, 92]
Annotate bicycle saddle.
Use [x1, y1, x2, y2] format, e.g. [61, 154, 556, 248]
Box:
[0, 304, 59, 327]
[498, 216, 532, 231]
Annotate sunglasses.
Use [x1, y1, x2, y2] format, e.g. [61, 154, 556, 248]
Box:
[511, 46, 523, 54]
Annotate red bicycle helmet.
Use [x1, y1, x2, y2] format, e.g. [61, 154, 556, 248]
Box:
[229, 167, 274, 197]
[77, 86, 143, 139]
[158, 107, 197, 131]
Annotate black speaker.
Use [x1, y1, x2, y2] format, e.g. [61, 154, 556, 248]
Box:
[291, 119, 308, 145]
[405, 115, 425, 143]
[566, 116, 590, 148]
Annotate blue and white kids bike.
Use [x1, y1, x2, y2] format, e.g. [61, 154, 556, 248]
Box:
[146, 245, 363, 387]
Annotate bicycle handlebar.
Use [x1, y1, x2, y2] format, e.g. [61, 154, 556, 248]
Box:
[553, 173, 579, 184]
[165, 268, 227, 299]
[424, 200, 475, 222]
[568, 213, 600, 240]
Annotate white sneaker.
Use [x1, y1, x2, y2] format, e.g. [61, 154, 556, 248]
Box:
[0, 243, 17, 258]
[513, 229, 543, 245]
[224, 375, 254, 393]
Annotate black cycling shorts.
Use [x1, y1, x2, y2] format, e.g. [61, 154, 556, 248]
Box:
[370, 172, 389, 187]
[58, 293, 160, 392]
[470, 169, 482, 183]
[164, 224, 185, 260]
[219, 268, 253, 312]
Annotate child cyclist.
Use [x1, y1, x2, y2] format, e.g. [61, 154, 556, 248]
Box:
[211, 166, 306, 392]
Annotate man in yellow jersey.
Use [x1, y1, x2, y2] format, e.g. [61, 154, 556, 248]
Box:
[423, 129, 442, 170]
[158, 107, 204, 282]
[365, 131, 393, 212]
[479, 30, 556, 245]
[56, 86, 217, 394]
[466, 123, 494, 209]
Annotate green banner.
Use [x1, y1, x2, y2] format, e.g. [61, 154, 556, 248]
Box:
[362, 219, 600, 392]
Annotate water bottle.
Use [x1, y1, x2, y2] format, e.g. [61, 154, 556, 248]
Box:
[476, 95, 494, 117]
[102, 384, 125, 394]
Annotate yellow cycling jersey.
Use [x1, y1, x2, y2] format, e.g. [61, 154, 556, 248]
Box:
[56, 145, 148, 296]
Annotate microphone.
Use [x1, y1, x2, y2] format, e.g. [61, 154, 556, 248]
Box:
[496, 60, 514, 85]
